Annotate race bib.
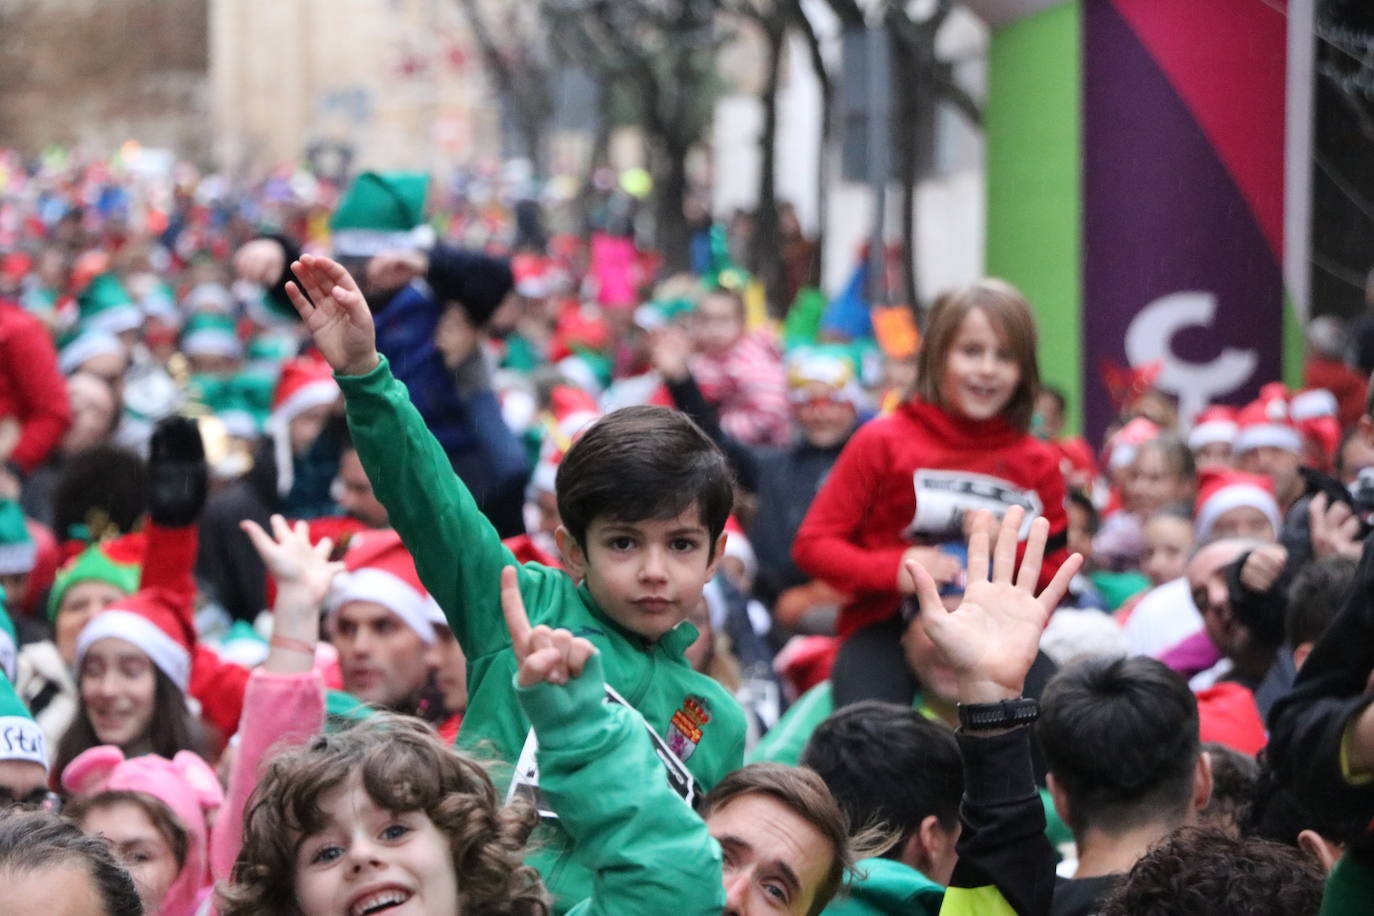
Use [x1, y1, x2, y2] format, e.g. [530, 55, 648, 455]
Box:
[904, 469, 1043, 540]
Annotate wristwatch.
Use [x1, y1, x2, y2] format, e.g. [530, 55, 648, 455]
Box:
[957, 697, 1040, 732]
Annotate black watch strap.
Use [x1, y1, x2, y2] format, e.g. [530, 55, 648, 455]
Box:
[957, 697, 1040, 732]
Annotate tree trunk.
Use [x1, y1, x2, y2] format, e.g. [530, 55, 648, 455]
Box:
[656, 140, 694, 275]
[789, 0, 831, 288]
[750, 18, 788, 317]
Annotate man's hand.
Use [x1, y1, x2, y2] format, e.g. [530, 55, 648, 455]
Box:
[906, 507, 1083, 704]
[147, 416, 209, 527]
[1239, 544, 1288, 593]
[1309, 492, 1363, 562]
[240, 514, 344, 612]
[365, 250, 428, 293]
[501, 565, 596, 687]
[234, 238, 287, 287]
[897, 546, 963, 594]
[286, 254, 381, 377]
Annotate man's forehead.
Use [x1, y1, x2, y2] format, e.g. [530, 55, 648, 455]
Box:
[706, 793, 834, 883]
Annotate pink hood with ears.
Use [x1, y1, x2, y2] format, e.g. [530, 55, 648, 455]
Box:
[62, 746, 224, 916]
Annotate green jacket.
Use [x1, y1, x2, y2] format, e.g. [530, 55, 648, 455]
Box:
[523, 653, 727, 916]
[823, 858, 944, 916]
[338, 358, 746, 911]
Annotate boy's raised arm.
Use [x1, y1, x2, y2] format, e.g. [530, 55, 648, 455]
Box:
[286, 255, 521, 657]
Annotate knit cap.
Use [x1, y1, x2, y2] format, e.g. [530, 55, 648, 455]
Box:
[1234, 384, 1302, 456]
[1194, 469, 1282, 542]
[75, 588, 195, 692]
[1187, 405, 1238, 452]
[269, 357, 340, 497]
[0, 669, 45, 772]
[0, 500, 35, 577]
[180, 311, 242, 360]
[328, 529, 445, 644]
[0, 585, 15, 682]
[77, 273, 142, 336]
[62, 746, 223, 916]
[47, 535, 143, 623]
[331, 171, 435, 258]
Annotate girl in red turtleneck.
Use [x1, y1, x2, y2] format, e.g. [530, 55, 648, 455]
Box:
[792, 279, 1068, 703]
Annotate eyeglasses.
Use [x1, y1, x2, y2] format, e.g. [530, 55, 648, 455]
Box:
[0, 787, 62, 812]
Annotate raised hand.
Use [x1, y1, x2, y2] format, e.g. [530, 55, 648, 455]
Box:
[501, 566, 596, 687]
[147, 415, 209, 527]
[234, 238, 286, 287]
[1309, 492, 1362, 562]
[285, 253, 380, 377]
[240, 514, 344, 612]
[906, 507, 1083, 704]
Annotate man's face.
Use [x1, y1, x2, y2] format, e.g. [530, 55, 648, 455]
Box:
[426, 625, 468, 715]
[5, 862, 108, 916]
[1236, 445, 1302, 507]
[900, 594, 964, 708]
[334, 449, 389, 528]
[332, 601, 432, 708]
[1187, 541, 1248, 657]
[0, 759, 49, 811]
[707, 793, 835, 916]
[559, 508, 724, 643]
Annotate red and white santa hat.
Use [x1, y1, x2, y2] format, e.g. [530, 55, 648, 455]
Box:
[530, 385, 602, 496]
[270, 358, 341, 497]
[1194, 469, 1282, 543]
[1106, 417, 1161, 470]
[1233, 383, 1302, 456]
[1290, 388, 1338, 422]
[76, 591, 195, 692]
[1187, 405, 1239, 452]
[327, 529, 446, 644]
[723, 516, 757, 585]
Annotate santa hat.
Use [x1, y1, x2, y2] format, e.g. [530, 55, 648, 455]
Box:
[75, 588, 195, 692]
[0, 670, 46, 772]
[723, 517, 757, 585]
[57, 328, 123, 375]
[180, 312, 242, 360]
[1194, 469, 1282, 543]
[76, 273, 142, 336]
[1290, 388, 1339, 422]
[1234, 384, 1302, 455]
[0, 500, 35, 578]
[331, 171, 435, 259]
[1187, 406, 1238, 452]
[62, 746, 223, 916]
[0, 586, 16, 682]
[47, 535, 143, 623]
[511, 253, 553, 298]
[1106, 417, 1161, 471]
[270, 358, 340, 497]
[328, 529, 445, 644]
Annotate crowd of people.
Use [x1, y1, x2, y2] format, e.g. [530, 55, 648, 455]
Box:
[1, 149, 1372, 916]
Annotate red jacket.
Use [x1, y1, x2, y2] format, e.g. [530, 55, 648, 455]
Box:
[792, 398, 1068, 638]
[0, 301, 70, 472]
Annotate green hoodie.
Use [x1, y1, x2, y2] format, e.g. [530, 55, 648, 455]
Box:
[522, 653, 727, 916]
[338, 357, 747, 912]
[823, 858, 944, 916]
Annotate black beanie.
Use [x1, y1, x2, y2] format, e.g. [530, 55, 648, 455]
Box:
[428, 246, 515, 327]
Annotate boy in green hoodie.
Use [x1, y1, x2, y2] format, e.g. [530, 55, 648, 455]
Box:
[285, 254, 747, 911]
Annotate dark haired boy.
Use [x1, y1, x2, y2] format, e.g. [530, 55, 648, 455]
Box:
[284, 254, 746, 912]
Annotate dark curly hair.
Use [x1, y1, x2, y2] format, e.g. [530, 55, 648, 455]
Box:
[1098, 826, 1324, 916]
[217, 714, 548, 916]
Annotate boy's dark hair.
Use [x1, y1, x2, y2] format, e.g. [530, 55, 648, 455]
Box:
[1197, 742, 1259, 833]
[0, 808, 144, 915]
[1037, 656, 1200, 834]
[1285, 555, 1357, 649]
[53, 444, 149, 543]
[1098, 826, 1323, 916]
[556, 405, 733, 552]
[1066, 488, 1099, 535]
[800, 700, 962, 858]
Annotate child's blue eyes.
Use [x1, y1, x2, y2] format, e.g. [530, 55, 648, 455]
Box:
[310, 845, 342, 864]
[307, 825, 412, 864]
[382, 824, 410, 840]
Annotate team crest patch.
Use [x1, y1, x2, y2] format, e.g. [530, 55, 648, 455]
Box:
[667, 695, 712, 761]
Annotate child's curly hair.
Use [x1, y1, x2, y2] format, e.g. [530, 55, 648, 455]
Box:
[217, 713, 549, 916]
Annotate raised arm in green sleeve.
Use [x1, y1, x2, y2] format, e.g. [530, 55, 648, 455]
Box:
[518, 653, 727, 916]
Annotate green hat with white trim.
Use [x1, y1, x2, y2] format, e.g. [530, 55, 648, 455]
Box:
[181, 312, 243, 360]
[0, 668, 46, 773]
[47, 537, 142, 624]
[57, 327, 125, 375]
[77, 273, 142, 336]
[330, 171, 435, 258]
[0, 585, 16, 682]
[0, 502, 34, 578]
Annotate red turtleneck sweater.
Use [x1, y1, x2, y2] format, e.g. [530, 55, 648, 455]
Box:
[792, 398, 1068, 638]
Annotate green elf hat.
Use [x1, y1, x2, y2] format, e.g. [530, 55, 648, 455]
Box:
[57, 327, 124, 375]
[325, 689, 379, 733]
[0, 501, 35, 578]
[47, 537, 142, 624]
[181, 312, 243, 361]
[330, 171, 435, 258]
[77, 273, 142, 336]
[0, 668, 46, 773]
[0, 585, 16, 681]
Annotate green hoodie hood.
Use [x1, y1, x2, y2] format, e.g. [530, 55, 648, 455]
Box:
[823, 858, 945, 916]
